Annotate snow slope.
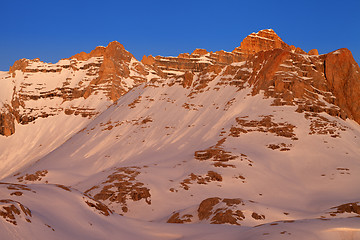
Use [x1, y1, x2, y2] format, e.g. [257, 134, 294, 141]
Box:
[0, 45, 148, 178]
[0, 57, 112, 178]
[1, 65, 359, 239]
[0, 177, 359, 240]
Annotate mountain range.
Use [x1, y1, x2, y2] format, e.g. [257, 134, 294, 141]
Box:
[0, 29, 359, 240]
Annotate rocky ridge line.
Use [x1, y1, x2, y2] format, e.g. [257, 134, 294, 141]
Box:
[0, 41, 150, 136]
[1, 29, 360, 136]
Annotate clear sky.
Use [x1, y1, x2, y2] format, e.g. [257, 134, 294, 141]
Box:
[1, 0, 359, 71]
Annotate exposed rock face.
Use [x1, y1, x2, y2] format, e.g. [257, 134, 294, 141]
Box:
[0, 111, 15, 136]
[141, 55, 156, 65]
[329, 202, 360, 215]
[182, 71, 194, 88]
[9, 59, 30, 75]
[0, 199, 32, 225]
[168, 197, 269, 225]
[0, 182, 113, 226]
[308, 49, 319, 55]
[233, 29, 291, 57]
[0, 41, 149, 136]
[141, 45, 243, 86]
[231, 46, 360, 124]
[139, 29, 360, 122]
[80, 41, 148, 101]
[84, 167, 151, 214]
[1, 30, 359, 137]
[324, 48, 360, 123]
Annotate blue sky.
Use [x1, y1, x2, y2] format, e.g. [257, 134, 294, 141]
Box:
[1, 0, 359, 70]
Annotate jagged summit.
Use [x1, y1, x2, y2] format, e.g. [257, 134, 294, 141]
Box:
[1, 40, 148, 136]
[8, 30, 309, 75]
[70, 41, 128, 61]
[141, 29, 294, 61]
[1, 29, 359, 138]
[139, 29, 323, 77]
[9, 41, 132, 73]
[233, 29, 290, 55]
[2, 29, 360, 137]
[140, 29, 313, 62]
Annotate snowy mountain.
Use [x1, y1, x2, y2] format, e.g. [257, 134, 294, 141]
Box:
[0, 29, 359, 239]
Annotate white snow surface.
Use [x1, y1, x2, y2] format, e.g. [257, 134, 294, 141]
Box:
[1, 181, 359, 240]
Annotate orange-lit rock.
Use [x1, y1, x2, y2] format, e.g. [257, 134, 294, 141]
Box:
[2, 30, 360, 137]
[308, 49, 319, 55]
[182, 71, 194, 88]
[141, 55, 155, 65]
[9, 59, 30, 75]
[324, 48, 360, 123]
[191, 49, 208, 56]
[0, 111, 15, 136]
[233, 29, 291, 57]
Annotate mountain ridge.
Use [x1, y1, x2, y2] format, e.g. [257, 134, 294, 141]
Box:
[2, 29, 358, 139]
[7, 30, 359, 133]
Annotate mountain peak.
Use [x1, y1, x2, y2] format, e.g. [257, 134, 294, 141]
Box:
[107, 40, 125, 49]
[233, 29, 291, 55]
[191, 49, 209, 56]
[9, 58, 30, 74]
[70, 40, 130, 62]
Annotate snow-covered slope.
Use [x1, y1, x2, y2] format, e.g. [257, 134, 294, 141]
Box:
[0, 29, 359, 239]
[1, 182, 359, 240]
[0, 41, 149, 178]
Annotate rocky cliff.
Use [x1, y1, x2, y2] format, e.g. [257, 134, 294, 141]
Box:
[1, 29, 359, 137]
[0, 41, 149, 136]
[141, 29, 360, 125]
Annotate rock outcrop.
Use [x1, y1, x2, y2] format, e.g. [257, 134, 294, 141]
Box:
[0, 41, 150, 136]
[233, 29, 291, 56]
[0, 111, 15, 136]
[167, 197, 270, 225]
[308, 49, 319, 55]
[77, 41, 148, 101]
[324, 48, 360, 123]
